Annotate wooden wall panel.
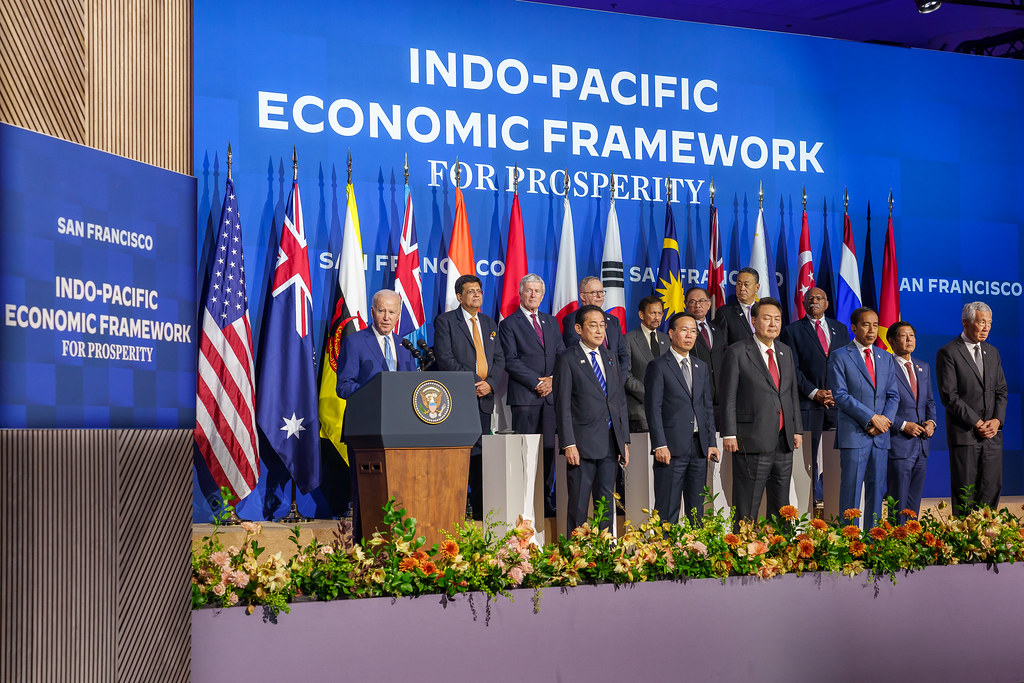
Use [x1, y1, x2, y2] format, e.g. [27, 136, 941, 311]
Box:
[0, 0, 192, 175]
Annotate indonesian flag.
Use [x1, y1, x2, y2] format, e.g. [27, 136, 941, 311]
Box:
[445, 186, 475, 312]
[877, 213, 900, 350]
[602, 197, 627, 331]
[835, 211, 862, 329]
[499, 192, 528, 320]
[794, 209, 815, 319]
[552, 194, 578, 330]
[749, 205, 771, 301]
[707, 205, 725, 318]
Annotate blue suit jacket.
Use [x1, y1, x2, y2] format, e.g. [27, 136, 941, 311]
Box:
[827, 342, 900, 449]
[335, 326, 417, 399]
[778, 315, 848, 419]
[888, 357, 937, 460]
[554, 344, 629, 460]
[432, 307, 505, 414]
[499, 308, 564, 406]
[644, 351, 716, 461]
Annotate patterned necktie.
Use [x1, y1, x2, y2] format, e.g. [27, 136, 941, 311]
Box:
[767, 348, 783, 430]
[471, 316, 487, 379]
[699, 322, 711, 349]
[591, 350, 612, 429]
[905, 360, 917, 399]
[531, 313, 545, 347]
[864, 348, 875, 385]
[681, 356, 697, 432]
[815, 320, 829, 356]
[384, 335, 396, 371]
[745, 305, 754, 332]
[650, 330, 660, 357]
[973, 344, 984, 381]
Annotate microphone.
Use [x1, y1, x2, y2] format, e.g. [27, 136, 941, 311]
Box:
[400, 338, 422, 360]
[417, 339, 435, 364]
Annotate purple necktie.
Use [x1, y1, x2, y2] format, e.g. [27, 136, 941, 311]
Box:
[531, 313, 545, 347]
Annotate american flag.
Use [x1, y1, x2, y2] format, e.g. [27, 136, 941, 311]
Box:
[707, 204, 725, 318]
[195, 178, 260, 501]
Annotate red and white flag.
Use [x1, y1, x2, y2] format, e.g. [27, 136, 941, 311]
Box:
[195, 177, 260, 502]
[602, 195, 627, 331]
[793, 209, 815, 319]
[499, 191, 528, 320]
[707, 204, 725, 318]
[552, 194, 578, 331]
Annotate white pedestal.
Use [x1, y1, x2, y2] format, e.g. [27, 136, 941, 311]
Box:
[821, 438, 863, 521]
[482, 434, 546, 546]
[624, 433, 655, 527]
[707, 433, 731, 517]
[791, 433, 815, 516]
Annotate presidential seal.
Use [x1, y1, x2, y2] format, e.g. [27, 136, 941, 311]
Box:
[413, 379, 452, 424]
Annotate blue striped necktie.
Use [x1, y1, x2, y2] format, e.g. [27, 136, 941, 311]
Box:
[591, 350, 612, 429]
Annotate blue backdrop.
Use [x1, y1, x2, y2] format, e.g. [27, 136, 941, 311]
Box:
[194, 0, 1024, 518]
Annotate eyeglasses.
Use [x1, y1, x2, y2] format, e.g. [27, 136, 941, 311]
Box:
[686, 299, 710, 306]
[583, 290, 605, 296]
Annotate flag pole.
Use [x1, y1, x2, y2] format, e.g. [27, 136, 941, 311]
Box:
[844, 186, 849, 216]
[758, 180, 763, 211]
[221, 140, 244, 525]
[666, 175, 672, 203]
[279, 145, 311, 525]
[226, 141, 233, 183]
[513, 162, 519, 193]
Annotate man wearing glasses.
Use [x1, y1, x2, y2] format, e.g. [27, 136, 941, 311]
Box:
[684, 286, 727, 417]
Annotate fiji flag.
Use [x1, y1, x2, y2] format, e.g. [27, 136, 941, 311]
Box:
[256, 177, 321, 494]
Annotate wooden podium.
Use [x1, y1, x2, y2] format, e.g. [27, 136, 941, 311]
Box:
[343, 371, 480, 546]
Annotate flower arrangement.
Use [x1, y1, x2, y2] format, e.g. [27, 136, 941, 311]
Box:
[191, 490, 1024, 616]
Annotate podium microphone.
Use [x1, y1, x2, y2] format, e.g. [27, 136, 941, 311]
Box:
[416, 339, 435, 365]
[401, 338, 424, 370]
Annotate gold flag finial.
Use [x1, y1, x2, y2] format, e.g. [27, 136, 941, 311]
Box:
[513, 162, 519, 193]
[611, 172, 616, 201]
[403, 154, 409, 185]
[758, 181, 763, 210]
[666, 176, 673, 203]
[564, 168, 569, 196]
[802, 185, 807, 212]
[347, 149, 352, 185]
[844, 187, 849, 214]
[888, 189, 894, 215]
[227, 141, 233, 182]
[710, 178, 715, 207]
[292, 146, 298, 181]
[455, 157, 461, 186]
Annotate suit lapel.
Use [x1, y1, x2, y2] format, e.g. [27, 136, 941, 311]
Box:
[666, 353, 691, 396]
[955, 339, 984, 384]
[577, 345, 605, 394]
[455, 310, 474, 346]
[746, 341, 777, 391]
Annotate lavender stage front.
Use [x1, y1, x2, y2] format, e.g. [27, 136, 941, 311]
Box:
[192, 564, 1024, 682]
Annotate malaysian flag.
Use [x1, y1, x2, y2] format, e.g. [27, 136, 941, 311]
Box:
[256, 175, 321, 494]
[195, 177, 260, 502]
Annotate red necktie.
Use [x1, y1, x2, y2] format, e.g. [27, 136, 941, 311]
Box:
[767, 348, 783, 430]
[700, 322, 711, 349]
[815, 320, 829, 356]
[905, 360, 917, 399]
[864, 348, 875, 385]
[531, 313, 545, 347]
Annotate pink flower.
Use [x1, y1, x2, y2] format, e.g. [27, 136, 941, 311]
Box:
[690, 541, 708, 557]
[210, 551, 231, 569]
[240, 521, 261, 534]
[229, 570, 249, 589]
[227, 592, 239, 606]
[746, 541, 769, 557]
[509, 566, 525, 585]
[212, 582, 226, 597]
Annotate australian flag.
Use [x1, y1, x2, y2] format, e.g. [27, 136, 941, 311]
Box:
[255, 179, 321, 494]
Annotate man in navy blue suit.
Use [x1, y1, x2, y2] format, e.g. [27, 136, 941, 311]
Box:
[885, 321, 936, 520]
[499, 273, 565, 513]
[335, 289, 417, 399]
[561, 276, 630, 374]
[718, 267, 760, 346]
[555, 304, 630, 533]
[433, 274, 505, 519]
[827, 307, 900, 528]
[779, 287, 847, 505]
[644, 312, 720, 526]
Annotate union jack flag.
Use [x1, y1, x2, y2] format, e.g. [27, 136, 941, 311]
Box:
[271, 184, 313, 338]
[707, 204, 726, 318]
[194, 178, 260, 501]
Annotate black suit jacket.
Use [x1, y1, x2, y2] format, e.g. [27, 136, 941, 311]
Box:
[936, 337, 1008, 447]
[562, 311, 630, 376]
[721, 337, 803, 453]
[778, 315, 847, 421]
[554, 344, 630, 460]
[718, 302, 755, 347]
[691, 317, 727, 402]
[433, 307, 505, 414]
[623, 326, 669, 429]
[499, 308, 565, 406]
[644, 351, 717, 461]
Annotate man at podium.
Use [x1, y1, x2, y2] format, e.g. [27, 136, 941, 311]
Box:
[336, 289, 417, 399]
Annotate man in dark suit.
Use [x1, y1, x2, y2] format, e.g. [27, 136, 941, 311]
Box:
[555, 304, 630, 533]
[718, 267, 760, 346]
[886, 321, 936, 520]
[721, 297, 803, 523]
[336, 289, 417, 399]
[685, 286, 727, 417]
[936, 301, 1007, 516]
[433, 274, 505, 520]
[644, 312, 720, 525]
[623, 295, 668, 432]
[499, 273, 565, 512]
[562, 276, 630, 374]
[778, 287, 847, 504]
[827, 307, 900, 528]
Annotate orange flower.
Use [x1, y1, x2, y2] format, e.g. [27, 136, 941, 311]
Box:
[747, 541, 769, 557]
[841, 525, 861, 539]
[843, 508, 862, 520]
[723, 533, 742, 549]
[882, 521, 894, 533]
[923, 532, 939, 547]
[869, 527, 888, 541]
[413, 550, 429, 562]
[420, 561, 438, 575]
[1017, 528, 1024, 541]
[399, 556, 419, 571]
[440, 540, 460, 560]
[794, 533, 810, 542]
[900, 509, 918, 519]
[893, 526, 910, 540]
[809, 518, 828, 531]
[769, 535, 786, 545]
[779, 505, 799, 521]
[904, 520, 923, 535]
[849, 540, 867, 557]
[797, 539, 815, 558]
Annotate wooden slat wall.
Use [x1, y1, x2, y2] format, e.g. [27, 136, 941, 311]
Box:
[0, 0, 192, 175]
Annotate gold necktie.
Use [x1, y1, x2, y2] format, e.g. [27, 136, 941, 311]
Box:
[472, 316, 488, 379]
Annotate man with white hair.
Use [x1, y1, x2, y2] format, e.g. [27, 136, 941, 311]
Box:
[936, 301, 1007, 516]
[335, 289, 417, 399]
